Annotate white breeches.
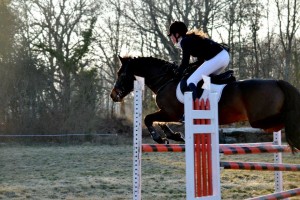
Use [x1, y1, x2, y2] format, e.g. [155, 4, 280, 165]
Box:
[187, 49, 230, 85]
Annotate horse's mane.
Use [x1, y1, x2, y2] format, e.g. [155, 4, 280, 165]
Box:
[123, 56, 177, 70]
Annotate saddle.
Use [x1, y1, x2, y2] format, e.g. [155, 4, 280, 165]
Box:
[210, 70, 236, 84]
[179, 69, 236, 99]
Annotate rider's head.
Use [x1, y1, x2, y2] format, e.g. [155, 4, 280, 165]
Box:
[168, 21, 188, 43]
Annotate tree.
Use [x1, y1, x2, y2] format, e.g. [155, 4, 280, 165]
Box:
[0, 0, 19, 132]
[275, 0, 300, 81]
[19, 0, 101, 133]
[95, 0, 130, 118]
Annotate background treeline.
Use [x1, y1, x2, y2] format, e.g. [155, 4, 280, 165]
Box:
[0, 0, 299, 135]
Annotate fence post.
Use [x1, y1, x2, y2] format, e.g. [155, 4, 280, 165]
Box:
[273, 131, 283, 193]
[133, 78, 144, 200]
[184, 90, 221, 200]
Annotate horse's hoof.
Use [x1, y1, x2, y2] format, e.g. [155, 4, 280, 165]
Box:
[163, 138, 169, 144]
[151, 134, 169, 144]
[155, 137, 169, 144]
[175, 132, 185, 142]
[167, 132, 185, 142]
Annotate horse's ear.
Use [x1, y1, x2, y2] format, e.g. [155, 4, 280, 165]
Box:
[118, 55, 124, 64]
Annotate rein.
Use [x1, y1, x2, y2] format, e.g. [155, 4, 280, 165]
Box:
[145, 65, 177, 94]
[156, 79, 177, 94]
[147, 72, 177, 94]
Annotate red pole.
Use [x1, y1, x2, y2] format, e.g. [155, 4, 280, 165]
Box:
[205, 99, 213, 195]
[193, 98, 214, 197]
[200, 99, 208, 196]
[194, 99, 202, 197]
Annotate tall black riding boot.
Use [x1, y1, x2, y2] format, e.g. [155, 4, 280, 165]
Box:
[188, 83, 198, 100]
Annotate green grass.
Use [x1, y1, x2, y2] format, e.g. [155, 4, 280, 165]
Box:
[1, 143, 300, 199]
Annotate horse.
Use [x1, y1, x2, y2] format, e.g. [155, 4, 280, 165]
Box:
[110, 56, 300, 151]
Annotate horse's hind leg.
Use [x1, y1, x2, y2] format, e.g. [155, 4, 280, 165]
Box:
[158, 123, 184, 142]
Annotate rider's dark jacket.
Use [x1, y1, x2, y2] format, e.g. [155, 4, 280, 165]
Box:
[177, 33, 224, 75]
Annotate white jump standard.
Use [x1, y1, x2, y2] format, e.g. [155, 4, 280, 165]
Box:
[132, 77, 300, 200]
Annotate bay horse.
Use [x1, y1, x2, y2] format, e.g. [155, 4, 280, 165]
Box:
[110, 56, 300, 151]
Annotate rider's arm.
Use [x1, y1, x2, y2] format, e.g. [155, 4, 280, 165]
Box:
[177, 39, 191, 76]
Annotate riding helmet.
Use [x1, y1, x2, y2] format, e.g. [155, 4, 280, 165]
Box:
[168, 21, 188, 36]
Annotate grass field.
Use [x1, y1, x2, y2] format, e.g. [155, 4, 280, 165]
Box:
[1, 141, 300, 200]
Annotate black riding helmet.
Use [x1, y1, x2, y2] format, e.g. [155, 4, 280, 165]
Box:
[168, 21, 188, 37]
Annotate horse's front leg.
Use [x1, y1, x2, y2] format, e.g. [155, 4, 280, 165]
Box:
[144, 111, 171, 144]
[158, 123, 184, 142]
[145, 110, 185, 143]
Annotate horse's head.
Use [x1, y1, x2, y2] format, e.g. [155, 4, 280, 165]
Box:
[111, 55, 179, 102]
[110, 56, 136, 102]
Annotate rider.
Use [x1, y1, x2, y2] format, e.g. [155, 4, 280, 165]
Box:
[168, 21, 230, 99]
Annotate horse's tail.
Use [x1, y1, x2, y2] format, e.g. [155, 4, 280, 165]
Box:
[277, 80, 300, 152]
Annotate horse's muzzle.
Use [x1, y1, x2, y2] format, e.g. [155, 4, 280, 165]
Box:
[110, 89, 122, 102]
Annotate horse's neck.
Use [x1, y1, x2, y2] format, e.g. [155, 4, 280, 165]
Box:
[132, 59, 173, 94]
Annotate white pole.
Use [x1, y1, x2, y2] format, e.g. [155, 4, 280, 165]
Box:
[210, 92, 221, 200]
[133, 78, 144, 200]
[184, 92, 196, 199]
[273, 131, 283, 193]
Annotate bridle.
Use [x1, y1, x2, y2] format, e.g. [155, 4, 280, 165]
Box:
[113, 61, 135, 99]
[113, 57, 178, 98]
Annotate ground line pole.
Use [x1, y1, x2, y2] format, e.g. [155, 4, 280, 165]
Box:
[133, 78, 144, 200]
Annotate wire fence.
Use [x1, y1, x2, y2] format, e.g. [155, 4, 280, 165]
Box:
[0, 133, 118, 137]
[0, 133, 121, 145]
